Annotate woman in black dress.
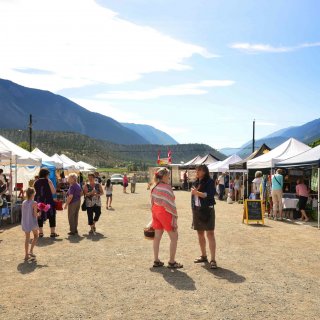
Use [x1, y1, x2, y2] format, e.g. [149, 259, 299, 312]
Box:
[191, 165, 217, 269]
[34, 168, 58, 238]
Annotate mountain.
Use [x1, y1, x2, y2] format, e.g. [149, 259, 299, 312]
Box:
[122, 123, 178, 145]
[238, 118, 320, 157]
[0, 78, 175, 145]
[0, 129, 224, 167]
[218, 147, 241, 157]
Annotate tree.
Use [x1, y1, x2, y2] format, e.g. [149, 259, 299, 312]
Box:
[18, 141, 30, 151]
[309, 139, 320, 148]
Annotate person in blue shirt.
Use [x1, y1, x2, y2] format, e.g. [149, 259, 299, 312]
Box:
[271, 169, 284, 220]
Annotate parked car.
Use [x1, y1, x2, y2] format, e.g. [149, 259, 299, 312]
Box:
[111, 174, 124, 185]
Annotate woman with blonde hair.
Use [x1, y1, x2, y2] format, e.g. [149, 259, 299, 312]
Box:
[151, 168, 183, 269]
[252, 171, 263, 200]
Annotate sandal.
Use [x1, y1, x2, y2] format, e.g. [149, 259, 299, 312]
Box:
[153, 260, 164, 268]
[50, 233, 59, 238]
[210, 260, 218, 269]
[167, 262, 183, 269]
[29, 253, 36, 258]
[39, 233, 44, 238]
[194, 256, 208, 263]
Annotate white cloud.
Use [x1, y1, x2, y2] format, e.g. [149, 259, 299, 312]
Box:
[0, 0, 217, 92]
[95, 80, 235, 100]
[230, 42, 320, 53]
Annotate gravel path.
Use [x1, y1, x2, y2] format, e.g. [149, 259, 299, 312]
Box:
[1, 183, 320, 320]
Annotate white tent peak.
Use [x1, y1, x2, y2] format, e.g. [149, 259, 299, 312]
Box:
[0, 135, 41, 166]
[247, 138, 311, 169]
[208, 154, 242, 172]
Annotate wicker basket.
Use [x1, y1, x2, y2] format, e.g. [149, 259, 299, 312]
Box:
[144, 226, 155, 240]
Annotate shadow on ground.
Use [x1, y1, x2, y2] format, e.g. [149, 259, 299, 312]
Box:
[17, 260, 49, 274]
[202, 266, 246, 283]
[83, 232, 107, 242]
[36, 237, 63, 247]
[150, 267, 196, 291]
[65, 235, 85, 244]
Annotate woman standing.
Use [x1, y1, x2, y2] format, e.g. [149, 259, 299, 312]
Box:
[252, 171, 263, 200]
[151, 168, 183, 269]
[83, 173, 104, 234]
[64, 173, 82, 235]
[234, 175, 241, 202]
[191, 165, 217, 269]
[105, 179, 113, 209]
[296, 179, 309, 222]
[34, 168, 58, 238]
[271, 169, 284, 220]
[123, 174, 128, 193]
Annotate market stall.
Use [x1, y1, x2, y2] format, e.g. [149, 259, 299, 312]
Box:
[77, 160, 96, 172]
[276, 145, 320, 229]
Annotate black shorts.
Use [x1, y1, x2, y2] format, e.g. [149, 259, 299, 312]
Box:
[106, 194, 112, 198]
[298, 196, 308, 210]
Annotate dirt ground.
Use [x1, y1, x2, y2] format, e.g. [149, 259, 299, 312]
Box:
[1, 183, 320, 320]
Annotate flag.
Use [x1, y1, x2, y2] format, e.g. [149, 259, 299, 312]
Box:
[168, 149, 172, 164]
[157, 150, 160, 164]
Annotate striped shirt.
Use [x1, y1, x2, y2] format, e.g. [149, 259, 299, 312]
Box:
[151, 183, 177, 216]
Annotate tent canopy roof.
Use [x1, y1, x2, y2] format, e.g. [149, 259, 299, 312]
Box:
[195, 154, 220, 166]
[276, 144, 320, 168]
[32, 148, 62, 168]
[229, 144, 271, 170]
[208, 154, 242, 172]
[77, 161, 97, 171]
[0, 135, 41, 166]
[247, 138, 311, 169]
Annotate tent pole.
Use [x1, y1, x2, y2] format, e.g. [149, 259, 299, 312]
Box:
[318, 166, 320, 230]
[10, 154, 13, 224]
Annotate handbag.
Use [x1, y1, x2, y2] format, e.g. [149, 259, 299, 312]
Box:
[144, 221, 155, 239]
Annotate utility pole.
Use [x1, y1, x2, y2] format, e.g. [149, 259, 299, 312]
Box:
[29, 114, 32, 152]
[252, 119, 255, 153]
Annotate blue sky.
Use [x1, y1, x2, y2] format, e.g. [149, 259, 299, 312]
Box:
[1, 0, 319, 149]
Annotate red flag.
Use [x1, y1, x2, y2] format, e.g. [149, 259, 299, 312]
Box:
[157, 150, 160, 164]
[168, 149, 172, 164]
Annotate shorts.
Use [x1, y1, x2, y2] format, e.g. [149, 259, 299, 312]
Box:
[298, 196, 308, 210]
[152, 204, 173, 232]
[106, 194, 112, 198]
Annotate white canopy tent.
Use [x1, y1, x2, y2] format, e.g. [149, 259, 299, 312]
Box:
[60, 154, 82, 170]
[32, 148, 62, 169]
[208, 154, 242, 173]
[184, 155, 202, 166]
[51, 154, 76, 170]
[247, 138, 311, 170]
[195, 154, 219, 166]
[0, 135, 41, 166]
[276, 145, 320, 229]
[77, 161, 96, 172]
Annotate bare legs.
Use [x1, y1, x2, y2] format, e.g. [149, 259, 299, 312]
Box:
[197, 230, 216, 262]
[153, 229, 164, 262]
[153, 229, 179, 264]
[300, 209, 309, 221]
[24, 229, 39, 260]
[106, 197, 112, 209]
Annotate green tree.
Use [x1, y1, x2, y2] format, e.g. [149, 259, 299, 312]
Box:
[309, 139, 320, 148]
[18, 141, 30, 151]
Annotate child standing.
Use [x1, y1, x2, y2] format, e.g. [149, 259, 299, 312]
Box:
[21, 188, 39, 260]
[105, 179, 113, 209]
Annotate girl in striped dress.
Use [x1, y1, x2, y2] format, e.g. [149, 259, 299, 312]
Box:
[151, 168, 183, 269]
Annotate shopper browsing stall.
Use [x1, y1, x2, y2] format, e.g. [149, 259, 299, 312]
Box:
[296, 179, 309, 222]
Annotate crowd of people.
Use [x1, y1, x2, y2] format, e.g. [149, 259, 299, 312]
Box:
[17, 164, 310, 266]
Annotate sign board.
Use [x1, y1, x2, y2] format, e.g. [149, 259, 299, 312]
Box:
[243, 200, 264, 224]
[158, 158, 170, 165]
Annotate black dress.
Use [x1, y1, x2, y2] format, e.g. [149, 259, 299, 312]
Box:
[34, 178, 56, 228]
[192, 178, 216, 231]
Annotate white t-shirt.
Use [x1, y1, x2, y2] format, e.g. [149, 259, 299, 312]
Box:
[218, 175, 225, 185]
[252, 177, 262, 194]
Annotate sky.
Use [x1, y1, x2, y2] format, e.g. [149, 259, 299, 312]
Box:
[1, 0, 320, 149]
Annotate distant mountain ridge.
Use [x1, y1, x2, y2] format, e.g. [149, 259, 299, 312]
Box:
[0, 78, 177, 145]
[122, 123, 178, 145]
[238, 118, 320, 157]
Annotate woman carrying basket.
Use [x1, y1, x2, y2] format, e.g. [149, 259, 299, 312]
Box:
[151, 168, 183, 269]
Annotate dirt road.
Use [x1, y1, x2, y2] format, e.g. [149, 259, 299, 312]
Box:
[1, 183, 320, 320]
